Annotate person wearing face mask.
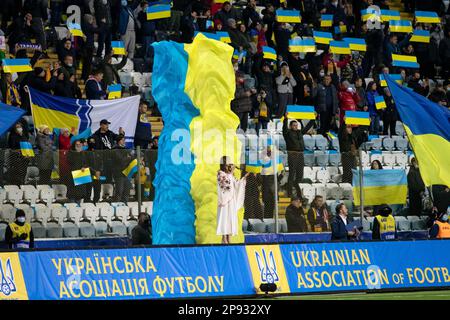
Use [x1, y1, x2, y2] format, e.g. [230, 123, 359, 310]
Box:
[276, 62, 297, 117]
[60, 55, 76, 82]
[67, 139, 90, 203]
[132, 212, 152, 245]
[407, 157, 425, 216]
[5, 210, 34, 249]
[429, 210, 450, 239]
[36, 125, 54, 185]
[112, 134, 133, 203]
[57, 38, 76, 65]
[7, 123, 31, 186]
[119, 0, 137, 59]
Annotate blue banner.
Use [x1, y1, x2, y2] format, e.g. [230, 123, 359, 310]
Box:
[280, 241, 450, 293]
[18, 246, 254, 300]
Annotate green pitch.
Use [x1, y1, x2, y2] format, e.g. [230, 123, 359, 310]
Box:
[267, 290, 450, 300]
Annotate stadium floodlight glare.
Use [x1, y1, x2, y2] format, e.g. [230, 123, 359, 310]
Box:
[259, 283, 277, 294]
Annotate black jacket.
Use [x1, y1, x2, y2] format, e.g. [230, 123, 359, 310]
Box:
[285, 204, 307, 233]
[112, 145, 133, 178]
[331, 215, 354, 240]
[338, 124, 368, 153]
[131, 223, 152, 245]
[23, 0, 48, 20]
[282, 118, 314, 152]
[28, 75, 57, 94]
[94, 0, 112, 27]
[91, 128, 118, 150]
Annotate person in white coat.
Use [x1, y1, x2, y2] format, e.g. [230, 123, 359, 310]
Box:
[217, 156, 249, 244]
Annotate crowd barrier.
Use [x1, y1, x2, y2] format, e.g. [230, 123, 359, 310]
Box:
[1, 239, 449, 300]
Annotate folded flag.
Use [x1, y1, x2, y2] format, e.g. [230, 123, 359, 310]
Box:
[380, 9, 400, 21]
[334, 25, 347, 34]
[276, 9, 301, 23]
[389, 20, 413, 33]
[287, 105, 316, 120]
[123, 159, 138, 179]
[289, 38, 316, 53]
[392, 54, 419, 68]
[385, 75, 450, 186]
[329, 40, 351, 55]
[321, 14, 333, 27]
[108, 84, 122, 99]
[194, 31, 220, 41]
[415, 11, 441, 24]
[216, 31, 231, 43]
[352, 169, 407, 205]
[20, 141, 35, 157]
[111, 41, 126, 55]
[375, 95, 387, 110]
[262, 46, 277, 60]
[147, 4, 171, 20]
[0, 102, 26, 136]
[68, 23, 85, 37]
[2, 59, 32, 73]
[72, 168, 92, 186]
[410, 29, 430, 43]
[245, 157, 262, 174]
[379, 73, 402, 87]
[345, 111, 370, 126]
[313, 31, 333, 45]
[343, 38, 366, 51]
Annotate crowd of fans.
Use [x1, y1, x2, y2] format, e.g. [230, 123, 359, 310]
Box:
[0, 0, 448, 228]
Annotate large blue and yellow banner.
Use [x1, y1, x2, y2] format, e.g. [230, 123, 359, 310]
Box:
[2, 241, 450, 299]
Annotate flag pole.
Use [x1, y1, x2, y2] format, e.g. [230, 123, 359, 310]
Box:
[358, 147, 364, 222]
[25, 85, 38, 137]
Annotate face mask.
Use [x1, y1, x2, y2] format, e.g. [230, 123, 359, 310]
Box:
[319, 71, 325, 77]
[76, 146, 82, 152]
[17, 217, 26, 223]
[121, 0, 127, 6]
[82, 146, 88, 151]
[16, 127, 23, 134]
[66, 63, 73, 67]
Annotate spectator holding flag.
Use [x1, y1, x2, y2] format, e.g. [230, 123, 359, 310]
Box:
[85, 69, 106, 100]
[366, 81, 381, 134]
[112, 134, 132, 203]
[7, 122, 31, 186]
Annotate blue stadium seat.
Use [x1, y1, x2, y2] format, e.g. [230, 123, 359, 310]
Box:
[328, 150, 341, 166]
[304, 150, 315, 167]
[303, 135, 315, 151]
[395, 138, 408, 151]
[314, 151, 329, 167]
[382, 138, 395, 151]
[314, 135, 328, 151]
[252, 222, 267, 233]
[371, 138, 382, 151]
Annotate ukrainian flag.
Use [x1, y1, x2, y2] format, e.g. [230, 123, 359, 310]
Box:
[20, 141, 34, 157]
[313, 31, 333, 45]
[68, 23, 85, 37]
[389, 20, 413, 33]
[345, 111, 370, 126]
[108, 84, 122, 99]
[380, 9, 400, 21]
[2, 59, 32, 73]
[352, 169, 407, 205]
[111, 41, 126, 55]
[334, 25, 347, 34]
[327, 131, 337, 140]
[375, 95, 387, 110]
[392, 54, 419, 68]
[379, 73, 402, 87]
[289, 38, 316, 53]
[410, 29, 430, 43]
[147, 4, 171, 20]
[343, 38, 366, 51]
[329, 40, 351, 55]
[287, 105, 316, 120]
[194, 31, 220, 41]
[205, 20, 214, 29]
[361, 8, 380, 21]
[262, 46, 277, 60]
[276, 9, 301, 23]
[262, 156, 284, 174]
[321, 14, 333, 27]
[122, 159, 138, 179]
[216, 31, 231, 43]
[245, 157, 262, 174]
[386, 75, 450, 186]
[415, 11, 441, 24]
[72, 168, 92, 186]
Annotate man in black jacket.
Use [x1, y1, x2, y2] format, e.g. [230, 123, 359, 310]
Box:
[132, 212, 152, 245]
[94, 0, 113, 59]
[283, 113, 314, 198]
[112, 134, 132, 203]
[338, 124, 368, 184]
[285, 197, 307, 232]
[331, 203, 359, 240]
[407, 157, 425, 215]
[22, 0, 48, 50]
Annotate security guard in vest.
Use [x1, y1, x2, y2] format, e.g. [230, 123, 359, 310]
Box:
[372, 204, 396, 240]
[5, 209, 34, 249]
[429, 210, 450, 239]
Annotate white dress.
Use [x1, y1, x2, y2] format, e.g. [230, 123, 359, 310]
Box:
[216, 170, 247, 236]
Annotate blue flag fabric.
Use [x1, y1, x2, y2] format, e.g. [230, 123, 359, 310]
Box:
[386, 75, 450, 186]
[0, 102, 26, 137]
[70, 128, 92, 144]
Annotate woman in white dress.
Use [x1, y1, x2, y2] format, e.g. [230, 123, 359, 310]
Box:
[217, 156, 249, 244]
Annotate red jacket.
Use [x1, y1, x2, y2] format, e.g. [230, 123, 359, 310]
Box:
[338, 87, 360, 124]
